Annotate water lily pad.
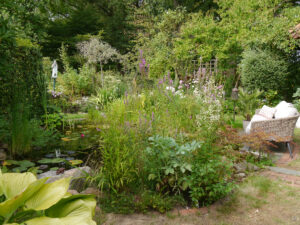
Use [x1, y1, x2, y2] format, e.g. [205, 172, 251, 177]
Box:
[61, 137, 71, 142]
[4, 160, 18, 165]
[5, 160, 35, 168]
[12, 166, 28, 172]
[50, 167, 59, 171]
[38, 158, 65, 164]
[69, 160, 83, 166]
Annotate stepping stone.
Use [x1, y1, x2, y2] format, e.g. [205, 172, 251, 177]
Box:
[268, 166, 300, 177]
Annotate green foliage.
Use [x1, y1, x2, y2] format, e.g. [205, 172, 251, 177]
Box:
[293, 88, 300, 112]
[144, 135, 201, 194]
[99, 191, 183, 214]
[245, 155, 274, 168]
[240, 49, 289, 95]
[0, 170, 96, 225]
[10, 117, 58, 157]
[58, 64, 96, 96]
[237, 88, 262, 121]
[91, 125, 139, 193]
[3, 160, 35, 173]
[264, 90, 280, 107]
[136, 0, 299, 81]
[89, 88, 118, 110]
[188, 145, 234, 206]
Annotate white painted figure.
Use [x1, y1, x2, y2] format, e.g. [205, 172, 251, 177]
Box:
[51, 60, 58, 79]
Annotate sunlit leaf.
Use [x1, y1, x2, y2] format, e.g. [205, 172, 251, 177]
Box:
[38, 158, 65, 164]
[25, 178, 71, 211]
[0, 178, 47, 218]
[69, 160, 83, 166]
[61, 137, 71, 142]
[0, 172, 36, 199]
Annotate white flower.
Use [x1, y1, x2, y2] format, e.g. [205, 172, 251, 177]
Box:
[166, 86, 175, 92]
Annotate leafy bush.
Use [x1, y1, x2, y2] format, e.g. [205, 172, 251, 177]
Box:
[0, 170, 96, 225]
[293, 88, 300, 112]
[58, 65, 96, 96]
[240, 49, 289, 96]
[237, 88, 262, 121]
[188, 145, 234, 206]
[144, 135, 201, 194]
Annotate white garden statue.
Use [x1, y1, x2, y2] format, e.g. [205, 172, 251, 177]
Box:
[51, 60, 58, 79]
[51, 60, 58, 91]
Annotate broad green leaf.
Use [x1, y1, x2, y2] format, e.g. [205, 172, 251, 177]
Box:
[25, 196, 97, 225]
[37, 158, 65, 164]
[18, 160, 35, 168]
[47, 196, 96, 225]
[25, 178, 71, 211]
[69, 160, 83, 166]
[148, 174, 156, 180]
[24, 217, 64, 225]
[61, 216, 96, 225]
[12, 167, 28, 172]
[4, 160, 18, 165]
[25, 216, 96, 225]
[0, 178, 47, 218]
[0, 172, 36, 199]
[50, 167, 59, 171]
[185, 164, 192, 172]
[46, 195, 96, 217]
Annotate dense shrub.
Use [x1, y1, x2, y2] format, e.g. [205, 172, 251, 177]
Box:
[188, 145, 234, 206]
[144, 135, 201, 194]
[57, 64, 96, 96]
[240, 49, 289, 95]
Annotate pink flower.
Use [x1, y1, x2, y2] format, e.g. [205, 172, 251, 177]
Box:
[81, 134, 85, 138]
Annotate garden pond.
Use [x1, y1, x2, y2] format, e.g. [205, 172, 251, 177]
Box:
[1, 119, 101, 174]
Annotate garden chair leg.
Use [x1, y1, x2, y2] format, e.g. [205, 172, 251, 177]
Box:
[287, 142, 293, 159]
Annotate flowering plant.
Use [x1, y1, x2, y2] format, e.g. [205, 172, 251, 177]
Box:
[139, 49, 150, 77]
[51, 90, 63, 98]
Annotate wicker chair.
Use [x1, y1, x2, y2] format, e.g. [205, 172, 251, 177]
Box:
[250, 111, 299, 158]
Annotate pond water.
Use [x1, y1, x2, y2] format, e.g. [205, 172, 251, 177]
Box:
[4, 120, 101, 174]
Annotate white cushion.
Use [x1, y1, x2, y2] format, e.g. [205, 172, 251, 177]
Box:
[274, 101, 298, 119]
[296, 118, 300, 128]
[246, 115, 270, 134]
[275, 101, 294, 110]
[258, 105, 276, 119]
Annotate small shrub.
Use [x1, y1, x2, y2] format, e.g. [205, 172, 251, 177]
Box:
[293, 88, 300, 111]
[240, 48, 289, 96]
[144, 135, 202, 194]
[58, 64, 96, 96]
[188, 144, 234, 206]
[237, 88, 262, 121]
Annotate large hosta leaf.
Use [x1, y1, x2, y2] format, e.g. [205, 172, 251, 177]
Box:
[46, 195, 96, 225]
[25, 178, 71, 211]
[23, 217, 64, 225]
[47, 196, 96, 217]
[0, 178, 47, 218]
[24, 196, 97, 225]
[0, 172, 36, 199]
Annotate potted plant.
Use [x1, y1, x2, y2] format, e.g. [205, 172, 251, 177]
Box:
[238, 88, 262, 130]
